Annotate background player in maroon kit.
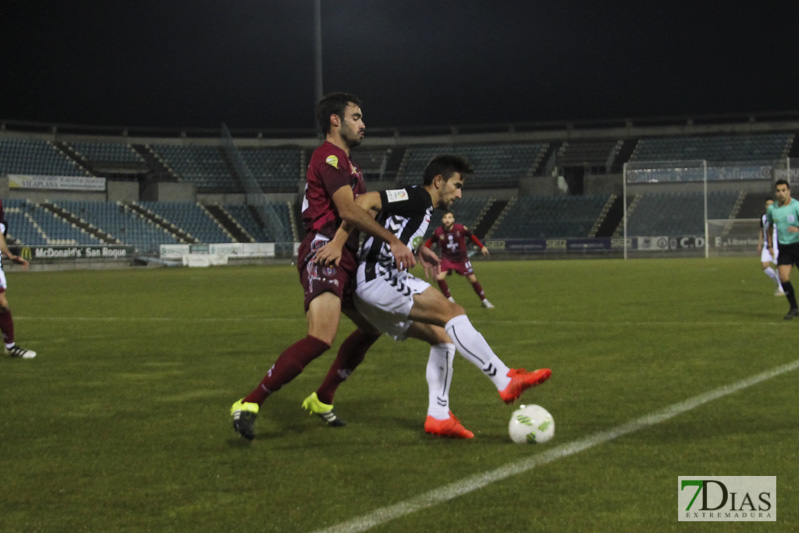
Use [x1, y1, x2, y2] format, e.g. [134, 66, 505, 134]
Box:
[0, 198, 36, 359]
[230, 93, 414, 440]
[424, 211, 494, 308]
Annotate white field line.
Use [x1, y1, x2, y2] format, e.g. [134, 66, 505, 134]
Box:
[312, 358, 799, 533]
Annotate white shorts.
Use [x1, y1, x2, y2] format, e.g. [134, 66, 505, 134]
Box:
[354, 263, 431, 341]
[761, 246, 778, 264]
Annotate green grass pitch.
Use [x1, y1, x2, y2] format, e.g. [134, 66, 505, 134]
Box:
[1, 257, 796, 532]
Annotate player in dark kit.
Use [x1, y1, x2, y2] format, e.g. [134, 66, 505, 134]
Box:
[424, 211, 494, 308]
[0, 198, 36, 359]
[230, 93, 415, 440]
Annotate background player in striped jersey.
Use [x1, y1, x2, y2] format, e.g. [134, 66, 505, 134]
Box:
[424, 211, 494, 308]
[304, 155, 551, 438]
[758, 197, 783, 296]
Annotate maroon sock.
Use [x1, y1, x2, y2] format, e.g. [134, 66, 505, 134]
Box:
[472, 281, 485, 300]
[437, 279, 451, 298]
[244, 335, 330, 405]
[0, 307, 14, 345]
[315, 329, 380, 404]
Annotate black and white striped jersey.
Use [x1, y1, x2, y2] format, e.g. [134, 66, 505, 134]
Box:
[361, 186, 433, 282]
[761, 212, 778, 247]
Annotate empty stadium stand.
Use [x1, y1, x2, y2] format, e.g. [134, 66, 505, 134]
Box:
[398, 143, 548, 188]
[630, 133, 793, 162]
[238, 148, 303, 191]
[488, 194, 612, 239]
[149, 144, 238, 191]
[52, 200, 181, 253]
[1, 111, 797, 258]
[556, 139, 623, 172]
[0, 138, 89, 177]
[138, 201, 234, 244]
[68, 141, 145, 164]
[621, 190, 741, 236]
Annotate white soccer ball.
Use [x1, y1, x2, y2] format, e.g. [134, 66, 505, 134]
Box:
[508, 404, 555, 444]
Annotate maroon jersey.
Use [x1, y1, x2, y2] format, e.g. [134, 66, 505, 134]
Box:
[301, 141, 366, 253]
[430, 223, 480, 263]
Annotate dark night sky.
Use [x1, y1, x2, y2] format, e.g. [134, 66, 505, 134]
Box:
[1, 1, 797, 131]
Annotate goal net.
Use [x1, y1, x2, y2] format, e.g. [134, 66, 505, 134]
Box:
[621, 159, 785, 258]
[622, 160, 710, 257]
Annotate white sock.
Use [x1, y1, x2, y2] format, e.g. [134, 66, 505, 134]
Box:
[445, 314, 511, 390]
[764, 267, 781, 287]
[426, 343, 454, 419]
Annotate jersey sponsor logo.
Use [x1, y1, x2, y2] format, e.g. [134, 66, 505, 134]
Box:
[325, 155, 339, 169]
[385, 189, 409, 203]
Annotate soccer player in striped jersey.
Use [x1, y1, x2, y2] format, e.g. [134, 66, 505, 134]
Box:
[305, 155, 551, 438]
[424, 211, 494, 308]
[758, 197, 783, 296]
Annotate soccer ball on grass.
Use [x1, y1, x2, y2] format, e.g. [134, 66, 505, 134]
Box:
[508, 404, 555, 444]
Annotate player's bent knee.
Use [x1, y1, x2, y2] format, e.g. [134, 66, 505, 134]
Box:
[445, 301, 465, 319]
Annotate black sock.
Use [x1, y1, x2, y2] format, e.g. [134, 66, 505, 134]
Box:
[783, 281, 798, 309]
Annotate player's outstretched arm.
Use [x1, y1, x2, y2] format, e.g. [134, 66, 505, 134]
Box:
[469, 232, 489, 257]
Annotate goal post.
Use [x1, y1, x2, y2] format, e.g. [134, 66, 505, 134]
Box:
[622, 160, 708, 258]
[623, 158, 787, 258]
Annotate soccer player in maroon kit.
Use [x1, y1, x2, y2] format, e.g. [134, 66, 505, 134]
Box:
[424, 211, 494, 308]
[0, 198, 36, 359]
[230, 93, 415, 440]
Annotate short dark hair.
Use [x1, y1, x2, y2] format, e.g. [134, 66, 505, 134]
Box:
[316, 92, 361, 134]
[776, 179, 790, 189]
[423, 154, 473, 186]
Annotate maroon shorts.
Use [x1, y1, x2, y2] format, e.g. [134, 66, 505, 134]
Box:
[297, 233, 358, 312]
[440, 258, 474, 276]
